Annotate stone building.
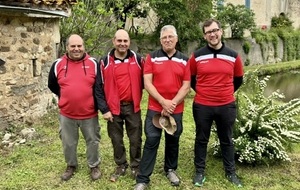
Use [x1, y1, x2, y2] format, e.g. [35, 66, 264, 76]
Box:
[0, 0, 75, 130]
[224, 0, 300, 29]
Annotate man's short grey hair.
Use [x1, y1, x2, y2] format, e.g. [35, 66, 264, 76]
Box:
[160, 25, 178, 38]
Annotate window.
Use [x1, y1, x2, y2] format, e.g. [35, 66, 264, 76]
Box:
[245, 0, 250, 9]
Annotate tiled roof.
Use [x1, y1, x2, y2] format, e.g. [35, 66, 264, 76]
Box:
[0, 0, 77, 11]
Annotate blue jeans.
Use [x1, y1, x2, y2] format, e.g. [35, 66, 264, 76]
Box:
[193, 101, 237, 175]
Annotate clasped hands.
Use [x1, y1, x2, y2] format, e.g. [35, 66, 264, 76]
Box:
[161, 99, 177, 116]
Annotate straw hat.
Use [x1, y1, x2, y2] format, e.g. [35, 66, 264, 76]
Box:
[152, 114, 177, 135]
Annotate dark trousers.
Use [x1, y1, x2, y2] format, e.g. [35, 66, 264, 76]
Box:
[136, 110, 183, 184]
[193, 101, 237, 175]
[107, 103, 142, 169]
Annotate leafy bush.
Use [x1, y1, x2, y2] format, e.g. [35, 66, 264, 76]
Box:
[271, 13, 293, 29]
[242, 40, 251, 54]
[212, 70, 300, 164]
[244, 58, 250, 66]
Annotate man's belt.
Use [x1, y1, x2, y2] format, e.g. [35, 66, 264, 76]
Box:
[120, 101, 132, 106]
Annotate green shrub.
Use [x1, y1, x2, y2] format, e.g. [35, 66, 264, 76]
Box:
[267, 31, 279, 58]
[242, 40, 251, 54]
[244, 58, 250, 66]
[295, 30, 300, 60]
[212, 70, 300, 164]
[271, 13, 293, 29]
[252, 30, 265, 44]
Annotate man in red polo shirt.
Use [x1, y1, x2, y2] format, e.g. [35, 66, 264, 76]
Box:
[189, 18, 244, 188]
[95, 29, 144, 182]
[134, 25, 190, 190]
[48, 34, 104, 181]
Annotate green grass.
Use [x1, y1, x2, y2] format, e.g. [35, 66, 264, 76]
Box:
[0, 61, 299, 190]
[0, 92, 299, 190]
[245, 60, 300, 75]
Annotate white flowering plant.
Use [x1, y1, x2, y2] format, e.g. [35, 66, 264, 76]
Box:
[212, 70, 300, 164]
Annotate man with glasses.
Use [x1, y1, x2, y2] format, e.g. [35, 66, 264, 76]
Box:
[189, 18, 244, 187]
[134, 25, 190, 190]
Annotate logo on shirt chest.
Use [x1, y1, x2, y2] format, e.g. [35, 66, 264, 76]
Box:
[199, 60, 209, 64]
[154, 62, 163, 65]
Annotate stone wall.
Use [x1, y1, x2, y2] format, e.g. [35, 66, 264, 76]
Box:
[224, 38, 285, 65]
[130, 36, 290, 66]
[0, 15, 59, 130]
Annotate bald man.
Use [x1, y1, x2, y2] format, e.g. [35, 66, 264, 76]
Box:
[95, 29, 144, 182]
[48, 34, 109, 181]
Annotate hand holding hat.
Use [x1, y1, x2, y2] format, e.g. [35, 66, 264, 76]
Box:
[152, 113, 177, 135]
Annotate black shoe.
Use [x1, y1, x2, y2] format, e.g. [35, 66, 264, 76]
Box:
[61, 166, 76, 181]
[226, 173, 243, 187]
[90, 166, 101, 180]
[193, 173, 206, 187]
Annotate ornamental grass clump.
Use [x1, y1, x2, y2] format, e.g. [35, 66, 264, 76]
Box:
[212, 70, 300, 164]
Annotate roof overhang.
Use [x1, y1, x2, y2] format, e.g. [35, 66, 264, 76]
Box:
[0, 5, 70, 18]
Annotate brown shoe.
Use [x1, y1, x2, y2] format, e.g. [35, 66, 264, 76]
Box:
[61, 166, 76, 181]
[90, 166, 101, 180]
[131, 167, 140, 179]
[110, 164, 127, 182]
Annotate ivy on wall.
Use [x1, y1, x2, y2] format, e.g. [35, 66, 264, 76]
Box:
[251, 29, 300, 62]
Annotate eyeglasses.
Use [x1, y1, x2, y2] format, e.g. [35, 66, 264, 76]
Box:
[204, 28, 220, 35]
[160, 35, 176, 40]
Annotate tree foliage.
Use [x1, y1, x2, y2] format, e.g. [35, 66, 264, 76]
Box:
[59, 0, 119, 57]
[216, 3, 256, 38]
[149, 0, 213, 50]
[59, 0, 214, 55]
[212, 70, 300, 164]
[102, 0, 149, 29]
[59, 0, 149, 57]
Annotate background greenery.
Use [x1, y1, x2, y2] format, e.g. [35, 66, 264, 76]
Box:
[58, 0, 212, 56]
[0, 62, 299, 190]
[59, 0, 300, 66]
[1, 1, 300, 189]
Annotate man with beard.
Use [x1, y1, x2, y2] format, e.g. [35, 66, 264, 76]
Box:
[134, 25, 190, 190]
[189, 18, 244, 188]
